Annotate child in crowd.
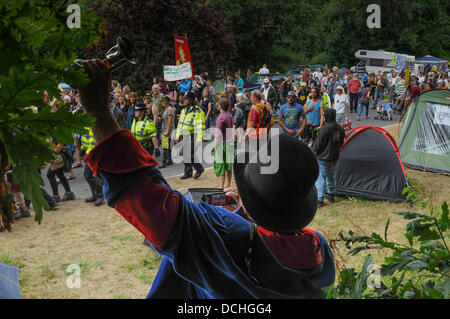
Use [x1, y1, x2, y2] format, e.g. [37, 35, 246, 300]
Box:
[377, 97, 393, 121]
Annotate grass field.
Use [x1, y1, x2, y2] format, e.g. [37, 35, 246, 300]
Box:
[1, 125, 449, 299]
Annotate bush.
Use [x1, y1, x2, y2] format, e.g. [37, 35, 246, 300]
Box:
[326, 192, 449, 299]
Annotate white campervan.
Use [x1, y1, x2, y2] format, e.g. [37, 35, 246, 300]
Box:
[353, 50, 419, 74]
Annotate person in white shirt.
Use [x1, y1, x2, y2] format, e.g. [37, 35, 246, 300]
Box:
[261, 78, 271, 99]
[313, 68, 323, 82]
[389, 71, 399, 96]
[332, 86, 349, 124]
[260, 78, 276, 108]
[259, 64, 270, 75]
[418, 73, 425, 84]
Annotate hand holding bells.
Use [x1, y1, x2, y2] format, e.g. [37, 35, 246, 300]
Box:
[74, 36, 137, 118]
[74, 36, 137, 72]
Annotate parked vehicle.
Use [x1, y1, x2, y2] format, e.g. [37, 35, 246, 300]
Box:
[353, 50, 419, 74]
[244, 73, 287, 91]
[286, 65, 307, 78]
[244, 74, 264, 91]
[268, 73, 287, 89]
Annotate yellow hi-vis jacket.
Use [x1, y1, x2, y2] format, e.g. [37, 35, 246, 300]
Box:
[306, 93, 330, 109]
[81, 127, 96, 155]
[176, 105, 205, 142]
[322, 93, 330, 108]
[131, 116, 157, 148]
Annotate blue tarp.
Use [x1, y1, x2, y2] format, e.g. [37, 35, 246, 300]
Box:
[415, 56, 448, 63]
[0, 262, 21, 299]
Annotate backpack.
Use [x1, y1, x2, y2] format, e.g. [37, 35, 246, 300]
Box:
[256, 103, 272, 128]
[59, 146, 73, 173]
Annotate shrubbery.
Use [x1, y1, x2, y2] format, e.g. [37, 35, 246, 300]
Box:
[327, 186, 449, 299]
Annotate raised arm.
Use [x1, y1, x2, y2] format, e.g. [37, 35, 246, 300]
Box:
[78, 59, 119, 142]
[77, 59, 179, 249]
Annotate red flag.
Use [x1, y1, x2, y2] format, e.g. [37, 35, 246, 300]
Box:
[174, 35, 195, 79]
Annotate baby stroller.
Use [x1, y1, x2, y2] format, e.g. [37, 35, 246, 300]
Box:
[375, 102, 393, 121]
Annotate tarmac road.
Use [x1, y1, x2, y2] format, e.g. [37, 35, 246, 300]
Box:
[41, 103, 401, 201]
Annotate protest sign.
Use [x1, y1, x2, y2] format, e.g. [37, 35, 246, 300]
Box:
[163, 62, 193, 82]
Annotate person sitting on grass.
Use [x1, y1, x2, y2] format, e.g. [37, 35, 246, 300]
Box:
[214, 98, 234, 189]
[78, 59, 335, 299]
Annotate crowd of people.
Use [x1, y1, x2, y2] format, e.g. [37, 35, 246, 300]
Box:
[1, 55, 448, 300]
[263, 65, 447, 121]
[1, 62, 448, 231]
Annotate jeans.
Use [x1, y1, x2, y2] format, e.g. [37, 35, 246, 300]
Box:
[274, 92, 281, 109]
[358, 101, 369, 118]
[315, 160, 337, 200]
[156, 120, 162, 146]
[349, 93, 359, 112]
[374, 91, 384, 108]
[84, 163, 104, 199]
[205, 115, 211, 131]
[47, 167, 71, 196]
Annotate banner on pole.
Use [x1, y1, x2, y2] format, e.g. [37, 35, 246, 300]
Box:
[163, 62, 193, 82]
[174, 35, 195, 79]
[394, 54, 406, 73]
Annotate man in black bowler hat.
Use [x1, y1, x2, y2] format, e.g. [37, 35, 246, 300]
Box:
[79, 59, 335, 299]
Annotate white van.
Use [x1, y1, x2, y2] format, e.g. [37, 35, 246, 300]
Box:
[353, 50, 419, 74]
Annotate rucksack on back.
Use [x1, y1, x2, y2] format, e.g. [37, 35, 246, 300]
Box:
[255, 104, 273, 128]
[260, 106, 272, 127]
[60, 147, 73, 173]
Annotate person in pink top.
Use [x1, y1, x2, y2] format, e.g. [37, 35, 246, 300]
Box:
[348, 74, 362, 113]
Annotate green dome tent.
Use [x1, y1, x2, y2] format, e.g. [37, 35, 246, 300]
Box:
[398, 89, 450, 174]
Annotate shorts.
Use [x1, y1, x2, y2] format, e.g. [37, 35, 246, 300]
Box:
[214, 142, 234, 177]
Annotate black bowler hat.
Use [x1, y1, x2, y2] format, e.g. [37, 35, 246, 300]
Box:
[233, 135, 319, 234]
[183, 91, 196, 101]
[134, 102, 147, 110]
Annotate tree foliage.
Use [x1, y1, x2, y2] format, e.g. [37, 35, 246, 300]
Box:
[87, 0, 237, 93]
[0, 0, 103, 227]
[208, 0, 450, 72]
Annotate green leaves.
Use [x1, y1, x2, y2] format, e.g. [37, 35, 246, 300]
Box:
[438, 202, 449, 232]
[328, 201, 449, 299]
[8, 104, 94, 144]
[0, 0, 102, 224]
